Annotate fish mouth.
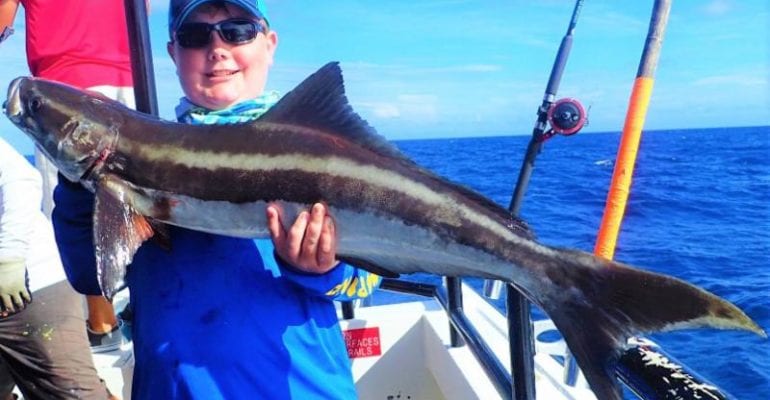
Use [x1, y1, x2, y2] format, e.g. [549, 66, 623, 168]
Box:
[4, 77, 25, 123]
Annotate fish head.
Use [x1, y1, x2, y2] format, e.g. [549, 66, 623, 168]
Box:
[4, 77, 120, 182]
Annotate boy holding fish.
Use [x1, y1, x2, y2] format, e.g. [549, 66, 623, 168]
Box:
[5, 1, 765, 398]
[52, 0, 380, 398]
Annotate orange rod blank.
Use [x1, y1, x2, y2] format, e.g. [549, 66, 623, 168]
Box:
[594, 77, 654, 260]
[593, 0, 671, 260]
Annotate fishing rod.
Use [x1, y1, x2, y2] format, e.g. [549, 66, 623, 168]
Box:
[481, 1, 588, 398]
[124, 0, 158, 117]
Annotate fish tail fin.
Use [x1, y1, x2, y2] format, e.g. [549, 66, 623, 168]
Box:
[533, 248, 765, 400]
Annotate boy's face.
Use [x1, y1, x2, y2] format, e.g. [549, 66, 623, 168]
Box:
[167, 4, 277, 110]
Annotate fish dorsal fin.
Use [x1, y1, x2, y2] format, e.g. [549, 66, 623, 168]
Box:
[259, 62, 408, 160]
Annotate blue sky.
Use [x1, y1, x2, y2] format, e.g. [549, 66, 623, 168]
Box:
[1, 0, 768, 155]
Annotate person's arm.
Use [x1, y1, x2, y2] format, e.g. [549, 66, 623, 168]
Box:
[0, 0, 20, 44]
[0, 139, 36, 314]
[51, 177, 103, 296]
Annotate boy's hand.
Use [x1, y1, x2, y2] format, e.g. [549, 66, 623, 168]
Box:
[267, 203, 339, 274]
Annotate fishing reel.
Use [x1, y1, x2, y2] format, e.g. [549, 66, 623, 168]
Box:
[546, 97, 587, 137]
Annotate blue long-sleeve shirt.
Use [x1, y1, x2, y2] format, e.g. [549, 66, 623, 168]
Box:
[51, 96, 381, 399]
[127, 228, 371, 399]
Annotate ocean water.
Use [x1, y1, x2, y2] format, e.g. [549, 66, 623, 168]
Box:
[383, 126, 770, 399]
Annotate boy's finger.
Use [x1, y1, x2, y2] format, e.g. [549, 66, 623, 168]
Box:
[287, 211, 309, 261]
[326, 212, 336, 237]
[316, 216, 335, 268]
[266, 206, 286, 248]
[302, 204, 325, 258]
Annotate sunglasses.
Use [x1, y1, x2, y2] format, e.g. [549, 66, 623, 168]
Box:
[175, 19, 265, 49]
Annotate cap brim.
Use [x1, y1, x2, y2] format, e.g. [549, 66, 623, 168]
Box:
[172, 0, 266, 34]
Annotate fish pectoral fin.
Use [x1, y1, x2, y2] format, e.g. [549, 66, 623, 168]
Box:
[338, 255, 400, 279]
[94, 177, 155, 300]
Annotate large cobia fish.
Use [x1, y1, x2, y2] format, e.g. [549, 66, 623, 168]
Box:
[4, 62, 765, 399]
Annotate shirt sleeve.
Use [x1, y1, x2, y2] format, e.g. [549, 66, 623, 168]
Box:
[0, 139, 41, 261]
[254, 239, 381, 300]
[51, 175, 103, 295]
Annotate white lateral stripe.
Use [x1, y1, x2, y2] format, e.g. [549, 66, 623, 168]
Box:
[127, 139, 530, 246]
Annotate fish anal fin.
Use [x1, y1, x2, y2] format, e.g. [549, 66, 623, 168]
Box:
[94, 175, 155, 300]
[534, 248, 765, 400]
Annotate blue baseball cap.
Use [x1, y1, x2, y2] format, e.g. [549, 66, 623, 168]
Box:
[169, 0, 269, 37]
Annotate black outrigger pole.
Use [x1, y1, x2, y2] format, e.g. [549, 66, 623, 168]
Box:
[494, 1, 585, 399]
[124, 0, 158, 117]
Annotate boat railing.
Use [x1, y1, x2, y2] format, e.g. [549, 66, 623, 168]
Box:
[342, 277, 733, 400]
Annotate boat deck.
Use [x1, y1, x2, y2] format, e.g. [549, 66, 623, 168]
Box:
[341, 284, 595, 400]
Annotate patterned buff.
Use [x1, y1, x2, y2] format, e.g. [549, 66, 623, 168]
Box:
[175, 91, 281, 125]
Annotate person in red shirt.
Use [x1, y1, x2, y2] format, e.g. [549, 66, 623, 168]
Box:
[1, 0, 135, 218]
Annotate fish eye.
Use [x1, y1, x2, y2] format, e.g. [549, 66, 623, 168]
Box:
[29, 97, 43, 113]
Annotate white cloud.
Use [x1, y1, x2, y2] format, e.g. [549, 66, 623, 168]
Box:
[337, 62, 503, 76]
[360, 102, 400, 119]
[397, 94, 439, 121]
[582, 10, 647, 35]
[353, 94, 439, 126]
[703, 0, 734, 16]
[693, 73, 767, 87]
[399, 64, 504, 74]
